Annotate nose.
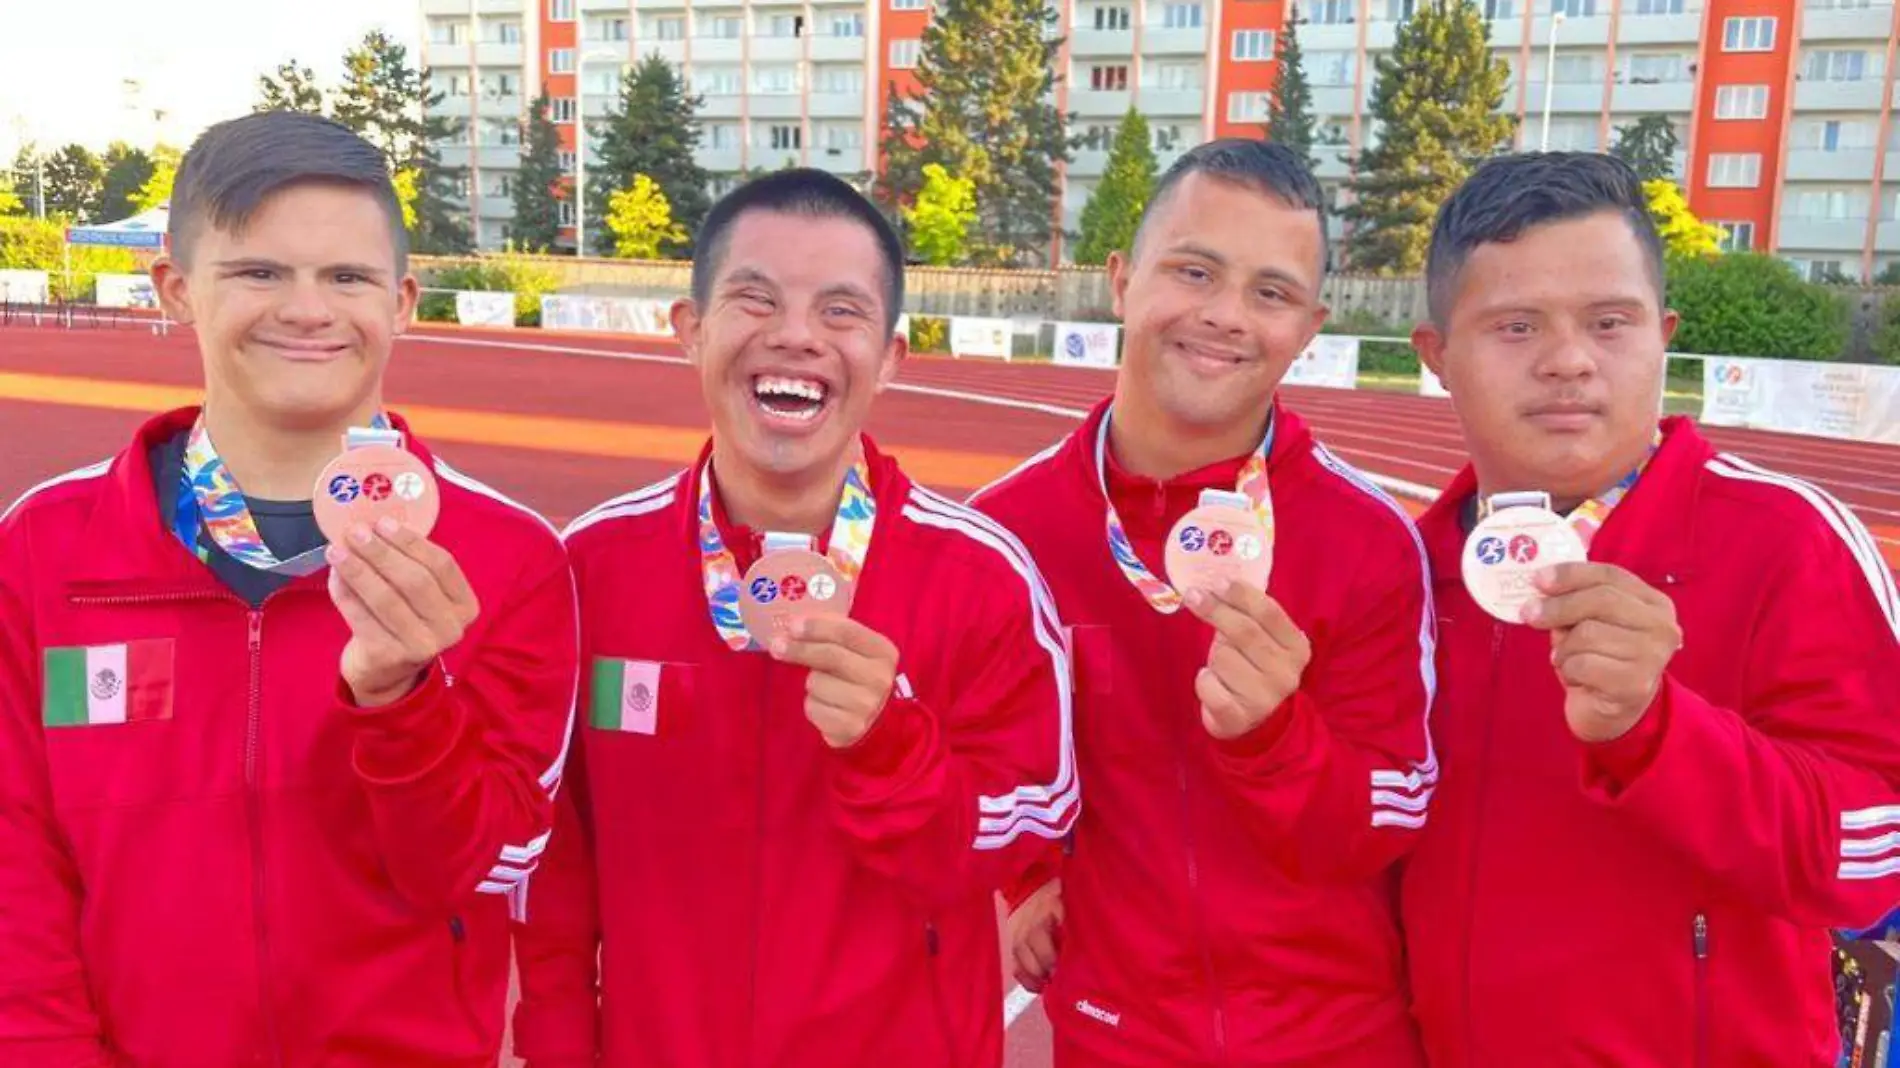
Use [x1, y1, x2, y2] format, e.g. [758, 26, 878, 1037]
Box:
[1534, 323, 1596, 381]
[1198, 281, 1247, 336]
[275, 276, 336, 330]
[763, 300, 822, 355]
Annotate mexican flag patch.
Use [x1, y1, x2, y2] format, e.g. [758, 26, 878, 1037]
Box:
[43, 639, 174, 728]
[590, 657, 663, 734]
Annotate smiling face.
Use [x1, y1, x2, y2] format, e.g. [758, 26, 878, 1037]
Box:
[672, 208, 905, 484]
[153, 181, 418, 431]
[1109, 172, 1329, 441]
[1413, 211, 1679, 506]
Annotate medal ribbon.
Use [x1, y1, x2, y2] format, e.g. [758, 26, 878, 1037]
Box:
[1482, 428, 1663, 549]
[174, 411, 392, 576]
[697, 456, 876, 651]
[1095, 408, 1275, 615]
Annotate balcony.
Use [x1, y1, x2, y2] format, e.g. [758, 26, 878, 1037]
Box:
[584, 0, 627, 8]
[699, 147, 746, 172]
[1776, 215, 1869, 251]
[1314, 143, 1351, 180]
[1301, 22, 1359, 51]
[750, 36, 801, 62]
[1539, 13, 1612, 45]
[1071, 28, 1136, 55]
[439, 143, 524, 171]
[1311, 85, 1358, 118]
[812, 146, 868, 172]
[1614, 10, 1702, 44]
[1609, 79, 1694, 112]
[1071, 89, 1134, 116]
[693, 37, 744, 62]
[581, 92, 618, 118]
[1523, 81, 1606, 113]
[478, 195, 515, 219]
[747, 94, 803, 119]
[1486, 17, 1527, 45]
[1142, 27, 1206, 53]
[1137, 87, 1204, 115]
[1793, 78, 1885, 111]
[645, 39, 688, 64]
[1879, 221, 1900, 251]
[640, 0, 684, 7]
[1783, 147, 1878, 181]
[809, 91, 865, 118]
[810, 34, 865, 61]
[475, 42, 526, 67]
[701, 93, 744, 118]
[1802, 5, 1893, 41]
[1069, 149, 1110, 176]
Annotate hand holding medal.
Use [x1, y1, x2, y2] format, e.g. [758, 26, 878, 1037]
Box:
[751, 533, 897, 748]
[318, 427, 479, 708]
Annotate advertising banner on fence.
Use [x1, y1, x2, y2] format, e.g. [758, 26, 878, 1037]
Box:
[0, 269, 49, 303]
[1702, 355, 1900, 445]
[1284, 335, 1360, 390]
[455, 291, 516, 327]
[950, 316, 1013, 360]
[1053, 321, 1120, 369]
[540, 294, 674, 336]
[94, 273, 157, 309]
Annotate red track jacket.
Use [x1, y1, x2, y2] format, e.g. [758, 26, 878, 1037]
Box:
[1402, 416, 1900, 1067]
[511, 436, 1076, 1068]
[971, 400, 1436, 1067]
[0, 407, 577, 1068]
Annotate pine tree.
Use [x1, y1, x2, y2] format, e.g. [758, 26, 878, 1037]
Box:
[331, 31, 471, 254]
[509, 92, 565, 252]
[1074, 110, 1156, 266]
[1611, 115, 1680, 183]
[1265, 8, 1318, 171]
[43, 144, 104, 221]
[132, 145, 180, 212]
[255, 61, 326, 114]
[587, 53, 712, 257]
[98, 143, 156, 221]
[878, 0, 1069, 266]
[9, 144, 43, 217]
[1342, 0, 1514, 274]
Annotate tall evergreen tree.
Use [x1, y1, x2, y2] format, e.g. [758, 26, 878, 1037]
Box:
[509, 92, 565, 252]
[1611, 115, 1680, 183]
[330, 31, 470, 254]
[878, 0, 1070, 266]
[9, 144, 43, 217]
[1265, 9, 1318, 171]
[1074, 110, 1156, 266]
[1342, 0, 1513, 274]
[587, 54, 712, 257]
[255, 61, 327, 114]
[98, 143, 156, 221]
[43, 144, 105, 221]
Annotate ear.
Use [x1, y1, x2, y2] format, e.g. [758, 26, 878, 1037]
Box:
[393, 273, 420, 335]
[875, 330, 909, 392]
[1307, 298, 1330, 343]
[151, 255, 195, 326]
[670, 299, 703, 363]
[1659, 307, 1680, 347]
[1412, 321, 1448, 384]
[1107, 249, 1132, 321]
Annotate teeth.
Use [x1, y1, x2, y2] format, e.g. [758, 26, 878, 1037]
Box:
[755, 375, 826, 402]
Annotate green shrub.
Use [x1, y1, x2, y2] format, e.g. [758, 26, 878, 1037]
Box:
[1665, 252, 1849, 360]
[418, 252, 564, 327]
[0, 216, 140, 302]
[1872, 292, 1900, 366]
[909, 315, 949, 354]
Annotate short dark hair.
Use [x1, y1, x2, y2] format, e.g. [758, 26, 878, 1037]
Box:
[1426, 151, 1664, 326]
[1134, 138, 1331, 274]
[168, 111, 408, 273]
[691, 169, 906, 333]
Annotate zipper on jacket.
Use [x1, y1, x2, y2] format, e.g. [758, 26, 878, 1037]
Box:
[1461, 622, 1506, 1067]
[1693, 913, 1710, 1068]
[923, 921, 960, 1066]
[1168, 640, 1227, 1060]
[243, 608, 286, 1068]
[744, 661, 772, 1068]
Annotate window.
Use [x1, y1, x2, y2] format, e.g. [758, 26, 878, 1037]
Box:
[1162, 3, 1204, 27]
[1631, 0, 1683, 14]
[761, 13, 801, 36]
[1093, 5, 1132, 29]
[1788, 189, 1869, 219]
[1810, 0, 1873, 8]
[481, 73, 521, 98]
[823, 124, 865, 149]
[816, 66, 866, 93]
[549, 0, 575, 21]
[1228, 91, 1273, 122]
[1802, 49, 1876, 82]
[550, 48, 575, 73]
[755, 66, 799, 93]
[767, 124, 802, 151]
[439, 74, 471, 97]
[550, 97, 577, 123]
[889, 38, 921, 67]
[492, 20, 523, 44]
[1483, 0, 1515, 18]
[1551, 0, 1597, 16]
[1387, 0, 1418, 21]
[1089, 64, 1130, 90]
[431, 19, 469, 44]
[486, 174, 515, 198]
[709, 124, 740, 150]
[1152, 62, 1203, 89]
[706, 16, 743, 38]
[892, 0, 929, 9]
[1714, 221, 1754, 251]
[654, 16, 685, 40]
[1307, 0, 1355, 22]
[559, 200, 576, 226]
[1723, 17, 1775, 52]
[1544, 118, 1598, 150]
[582, 69, 618, 95]
[1707, 152, 1761, 187]
[1714, 84, 1769, 118]
[697, 67, 743, 94]
[1552, 54, 1603, 83]
[1152, 124, 1184, 152]
[484, 117, 521, 146]
[828, 12, 865, 36]
[1795, 118, 1876, 151]
[558, 150, 577, 172]
[1624, 53, 1687, 83]
[1233, 29, 1276, 60]
[1081, 123, 1116, 150]
[710, 174, 740, 199]
[1306, 50, 1356, 85]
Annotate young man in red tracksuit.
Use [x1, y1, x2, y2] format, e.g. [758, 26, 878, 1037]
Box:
[973, 140, 1436, 1066]
[510, 170, 1076, 1068]
[1403, 152, 1900, 1066]
[0, 113, 577, 1068]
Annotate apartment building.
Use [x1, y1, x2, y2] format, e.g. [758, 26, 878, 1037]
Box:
[421, 0, 1900, 278]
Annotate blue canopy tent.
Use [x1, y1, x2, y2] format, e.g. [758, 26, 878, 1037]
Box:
[62, 203, 169, 329]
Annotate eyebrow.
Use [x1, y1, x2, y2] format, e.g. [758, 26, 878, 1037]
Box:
[816, 281, 876, 304]
[1161, 242, 1312, 293]
[720, 267, 776, 289]
[212, 258, 389, 280]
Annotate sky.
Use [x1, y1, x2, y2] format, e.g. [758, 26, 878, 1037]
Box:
[0, 0, 425, 158]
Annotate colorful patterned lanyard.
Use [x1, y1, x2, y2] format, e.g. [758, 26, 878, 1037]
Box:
[174, 411, 391, 577]
[697, 456, 876, 651]
[1095, 409, 1275, 615]
[1482, 428, 1663, 548]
